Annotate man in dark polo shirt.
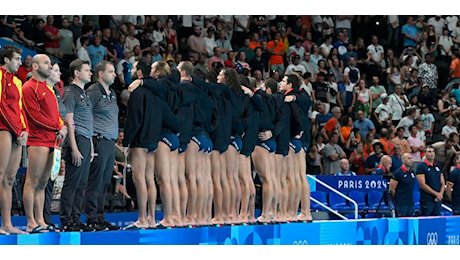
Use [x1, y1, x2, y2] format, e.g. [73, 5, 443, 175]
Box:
[85, 61, 120, 231]
[447, 153, 460, 215]
[390, 153, 416, 217]
[371, 155, 392, 176]
[60, 59, 94, 232]
[416, 145, 445, 216]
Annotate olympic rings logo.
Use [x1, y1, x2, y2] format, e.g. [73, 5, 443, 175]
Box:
[426, 232, 438, 245]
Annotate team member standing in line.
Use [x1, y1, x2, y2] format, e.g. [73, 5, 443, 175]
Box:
[0, 46, 28, 235]
[390, 153, 416, 217]
[253, 81, 277, 224]
[447, 153, 460, 215]
[268, 78, 291, 222]
[22, 54, 66, 233]
[416, 146, 445, 216]
[60, 59, 94, 232]
[123, 58, 165, 229]
[239, 76, 263, 224]
[85, 61, 120, 231]
[43, 61, 66, 229]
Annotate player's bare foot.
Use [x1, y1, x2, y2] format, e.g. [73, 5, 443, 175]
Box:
[2, 226, 27, 234]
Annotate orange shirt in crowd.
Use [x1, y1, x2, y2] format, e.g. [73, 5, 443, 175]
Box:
[267, 40, 285, 65]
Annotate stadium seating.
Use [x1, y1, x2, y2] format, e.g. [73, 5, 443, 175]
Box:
[329, 192, 352, 211]
[348, 190, 368, 210]
[310, 191, 329, 210]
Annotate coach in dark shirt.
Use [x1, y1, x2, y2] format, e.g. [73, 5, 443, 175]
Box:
[390, 153, 416, 217]
[416, 146, 445, 216]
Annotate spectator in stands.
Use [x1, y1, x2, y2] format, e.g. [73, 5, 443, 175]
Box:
[124, 24, 140, 52]
[215, 29, 233, 62]
[329, 56, 344, 83]
[321, 106, 343, 142]
[367, 35, 385, 79]
[77, 36, 91, 68]
[233, 15, 250, 49]
[59, 18, 76, 60]
[87, 35, 107, 71]
[17, 15, 35, 47]
[402, 16, 419, 49]
[391, 143, 403, 172]
[285, 54, 305, 76]
[392, 127, 411, 155]
[396, 108, 416, 138]
[333, 31, 348, 59]
[32, 18, 45, 51]
[43, 15, 61, 57]
[235, 51, 250, 74]
[307, 135, 323, 175]
[207, 47, 224, 72]
[267, 31, 285, 74]
[322, 132, 347, 175]
[387, 57, 403, 93]
[417, 85, 437, 112]
[374, 93, 392, 132]
[300, 51, 316, 81]
[249, 47, 266, 77]
[238, 37, 255, 63]
[447, 152, 460, 215]
[335, 159, 356, 176]
[349, 142, 366, 175]
[343, 56, 360, 84]
[319, 34, 333, 58]
[287, 37, 305, 63]
[0, 46, 28, 235]
[365, 141, 384, 174]
[390, 152, 416, 217]
[418, 53, 438, 96]
[187, 25, 206, 61]
[432, 137, 455, 170]
[338, 73, 355, 115]
[442, 117, 459, 139]
[224, 51, 236, 69]
[16, 55, 32, 84]
[313, 71, 329, 108]
[101, 28, 116, 63]
[371, 154, 392, 176]
[356, 79, 373, 118]
[416, 145, 445, 216]
[353, 110, 375, 142]
[447, 51, 460, 90]
[389, 85, 409, 126]
[0, 15, 16, 40]
[408, 125, 425, 170]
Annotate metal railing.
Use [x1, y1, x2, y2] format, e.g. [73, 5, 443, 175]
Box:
[307, 175, 359, 219]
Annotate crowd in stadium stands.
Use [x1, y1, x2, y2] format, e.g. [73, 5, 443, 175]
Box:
[1, 15, 460, 234]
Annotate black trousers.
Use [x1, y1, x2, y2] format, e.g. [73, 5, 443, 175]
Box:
[85, 137, 115, 223]
[59, 135, 91, 225]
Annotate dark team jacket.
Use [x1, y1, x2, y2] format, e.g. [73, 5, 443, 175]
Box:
[272, 91, 291, 154]
[122, 84, 165, 148]
[254, 88, 275, 134]
[139, 75, 181, 136]
[240, 92, 264, 156]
